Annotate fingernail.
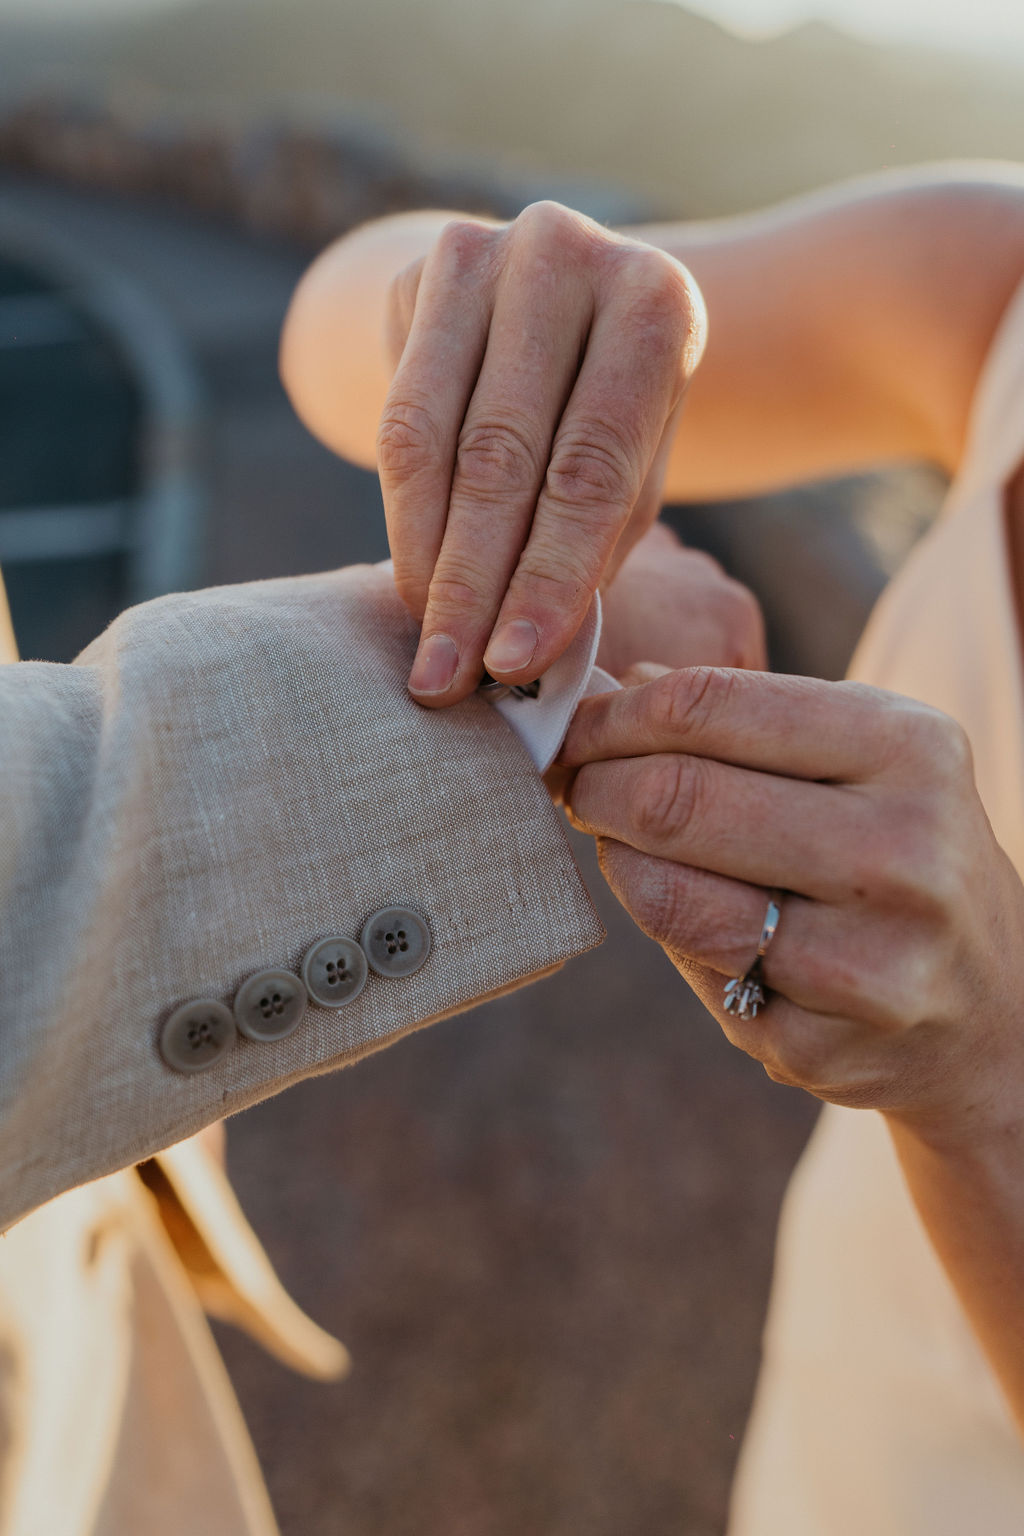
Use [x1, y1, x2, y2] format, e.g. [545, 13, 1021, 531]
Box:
[484, 619, 538, 676]
[409, 633, 459, 694]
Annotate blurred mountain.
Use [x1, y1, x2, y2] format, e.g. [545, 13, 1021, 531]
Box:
[3, 0, 1024, 215]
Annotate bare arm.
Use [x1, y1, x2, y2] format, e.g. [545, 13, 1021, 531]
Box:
[649, 164, 1024, 496]
[281, 163, 1024, 499]
[888, 1116, 1024, 1435]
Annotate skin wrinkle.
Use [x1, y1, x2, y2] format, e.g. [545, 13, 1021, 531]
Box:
[375, 204, 703, 702]
[278, 172, 1024, 1438]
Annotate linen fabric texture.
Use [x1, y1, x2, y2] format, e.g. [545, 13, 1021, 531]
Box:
[0, 560, 603, 1232]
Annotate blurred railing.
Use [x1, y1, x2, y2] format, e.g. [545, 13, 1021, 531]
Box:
[0, 203, 204, 660]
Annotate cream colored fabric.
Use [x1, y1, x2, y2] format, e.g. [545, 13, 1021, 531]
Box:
[0, 561, 603, 1232]
[0, 561, 603, 1534]
[143, 1137, 349, 1381]
[0, 1170, 280, 1536]
[729, 275, 1024, 1533]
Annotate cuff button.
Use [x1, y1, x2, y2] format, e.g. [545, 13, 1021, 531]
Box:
[160, 999, 236, 1073]
[301, 936, 369, 1009]
[234, 968, 308, 1043]
[361, 906, 432, 978]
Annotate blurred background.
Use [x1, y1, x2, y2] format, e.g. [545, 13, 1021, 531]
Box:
[1, 1, 1021, 1532]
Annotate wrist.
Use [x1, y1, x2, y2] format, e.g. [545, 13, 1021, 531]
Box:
[883, 1093, 1024, 1162]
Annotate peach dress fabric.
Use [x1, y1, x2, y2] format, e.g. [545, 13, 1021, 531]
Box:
[729, 275, 1024, 1534]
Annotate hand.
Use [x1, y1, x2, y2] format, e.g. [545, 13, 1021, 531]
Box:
[597, 523, 766, 679]
[377, 201, 706, 706]
[560, 666, 1024, 1151]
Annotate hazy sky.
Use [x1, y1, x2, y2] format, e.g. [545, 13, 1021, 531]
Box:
[681, 0, 1024, 58]
[2, 0, 1023, 63]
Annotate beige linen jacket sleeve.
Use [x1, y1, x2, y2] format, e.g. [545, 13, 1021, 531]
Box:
[0, 562, 603, 1233]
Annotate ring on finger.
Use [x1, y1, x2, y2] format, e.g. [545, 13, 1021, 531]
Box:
[723, 889, 784, 1022]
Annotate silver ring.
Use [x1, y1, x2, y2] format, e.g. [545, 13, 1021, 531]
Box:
[723, 890, 783, 1021]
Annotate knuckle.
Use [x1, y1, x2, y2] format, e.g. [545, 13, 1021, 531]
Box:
[513, 199, 586, 247]
[654, 666, 736, 743]
[435, 217, 496, 276]
[826, 956, 901, 1031]
[391, 563, 430, 618]
[871, 795, 965, 919]
[867, 942, 938, 1032]
[765, 1027, 829, 1089]
[613, 855, 690, 949]
[633, 754, 706, 847]
[916, 709, 974, 784]
[566, 762, 599, 828]
[376, 398, 442, 481]
[425, 562, 492, 621]
[509, 550, 594, 613]
[632, 247, 696, 315]
[816, 924, 935, 1034]
[546, 422, 640, 514]
[455, 416, 543, 499]
[881, 700, 973, 784]
[617, 248, 706, 356]
[718, 581, 767, 670]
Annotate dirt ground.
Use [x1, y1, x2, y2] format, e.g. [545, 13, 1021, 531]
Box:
[215, 834, 817, 1536]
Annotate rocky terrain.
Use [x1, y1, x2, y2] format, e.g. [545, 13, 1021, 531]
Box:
[2, 0, 1024, 222]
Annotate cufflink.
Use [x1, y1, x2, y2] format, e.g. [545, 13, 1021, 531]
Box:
[478, 671, 542, 701]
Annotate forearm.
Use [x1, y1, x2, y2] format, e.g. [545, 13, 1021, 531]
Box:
[280, 209, 481, 470]
[637, 164, 1024, 499]
[887, 1114, 1024, 1434]
[281, 165, 1024, 499]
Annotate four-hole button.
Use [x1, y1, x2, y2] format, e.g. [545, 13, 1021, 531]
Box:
[233, 968, 308, 1043]
[301, 936, 369, 1009]
[361, 906, 431, 979]
[160, 999, 236, 1074]
[159, 909, 434, 1068]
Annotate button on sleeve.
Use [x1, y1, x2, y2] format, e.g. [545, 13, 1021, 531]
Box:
[160, 1000, 237, 1073]
[360, 907, 432, 979]
[233, 969, 308, 1043]
[301, 936, 369, 1009]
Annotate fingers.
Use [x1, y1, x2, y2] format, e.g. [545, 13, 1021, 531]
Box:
[408, 227, 595, 704]
[596, 840, 908, 1060]
[569, 748, 865, 899]
[376, 219, 499, 625]
[561, 665, 944, 783]
[483, 251, 701, 686]
[596, 528, 766, 677]
[680, 956, 873, 1105]
[380, 203, 706, 708]
[597, 836, 788, 974]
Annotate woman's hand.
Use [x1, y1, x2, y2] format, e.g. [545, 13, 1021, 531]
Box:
[543, 524, 765, 804]
[377, 202, 706, 706]
[597, 523, 765, 680]
[560, 665, 1024, 1151]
